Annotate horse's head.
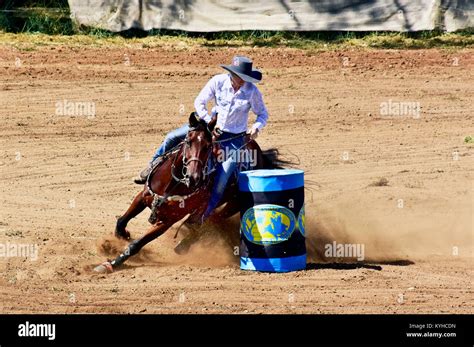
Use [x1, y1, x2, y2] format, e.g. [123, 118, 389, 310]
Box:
[181, 112, 214, 188]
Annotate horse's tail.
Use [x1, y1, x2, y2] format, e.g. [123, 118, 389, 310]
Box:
[261, 148, 294, 169]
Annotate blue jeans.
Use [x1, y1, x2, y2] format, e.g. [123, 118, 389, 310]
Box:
[150, 124, 189, 163]
[203, 132, 246, 219]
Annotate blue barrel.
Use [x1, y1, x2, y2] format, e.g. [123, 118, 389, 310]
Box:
[238, 169, 306, 272]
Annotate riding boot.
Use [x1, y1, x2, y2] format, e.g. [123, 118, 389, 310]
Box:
[133, 166, 151, 184]
[133, 157, 164, 184]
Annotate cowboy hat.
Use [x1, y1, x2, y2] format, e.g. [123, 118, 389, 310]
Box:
[220, 56, 262, 83]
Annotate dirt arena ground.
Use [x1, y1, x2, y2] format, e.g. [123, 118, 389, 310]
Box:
[0, 41, 472, 313]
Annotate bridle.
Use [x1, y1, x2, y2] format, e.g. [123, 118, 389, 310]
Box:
[171, 128, 215, 187]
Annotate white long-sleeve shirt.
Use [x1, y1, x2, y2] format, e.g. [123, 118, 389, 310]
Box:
[194, 73, 268, 134]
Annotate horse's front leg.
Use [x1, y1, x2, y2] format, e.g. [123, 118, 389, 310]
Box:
[95, 221, 169, 273]
[115, 188, 150, 240]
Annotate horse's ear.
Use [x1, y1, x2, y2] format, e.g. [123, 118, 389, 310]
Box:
[189, 112, 200, 128]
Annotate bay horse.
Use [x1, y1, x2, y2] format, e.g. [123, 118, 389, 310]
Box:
[94, 112, 284, 273]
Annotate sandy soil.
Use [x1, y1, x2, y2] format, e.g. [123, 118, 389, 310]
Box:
[0, 43, 472, 313]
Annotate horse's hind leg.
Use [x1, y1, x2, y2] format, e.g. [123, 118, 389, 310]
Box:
[174, 222, 201, 255]
[211, 199, 240, 221]
[174, 199, 240, 255]
[115, 189, 149, 240]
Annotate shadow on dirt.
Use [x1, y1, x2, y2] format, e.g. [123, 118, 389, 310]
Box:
[307, 259, 414, 271]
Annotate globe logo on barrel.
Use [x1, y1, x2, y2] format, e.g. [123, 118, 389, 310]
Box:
[241, 204, 296, 245]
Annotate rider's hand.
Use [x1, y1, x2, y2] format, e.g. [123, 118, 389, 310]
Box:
[248, 127, 259, 140]
[212, 126, 222, 141]
[207, 114, 218, 133]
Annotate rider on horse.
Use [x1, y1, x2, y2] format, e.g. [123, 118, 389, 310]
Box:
[133, 55, 269, 221]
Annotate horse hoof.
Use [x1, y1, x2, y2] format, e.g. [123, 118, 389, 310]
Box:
[174, 239, 192, 255]
[115, 230, 131, 240]
[93, 261, 114, 274]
